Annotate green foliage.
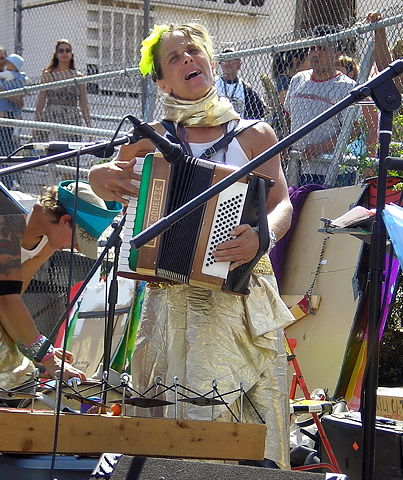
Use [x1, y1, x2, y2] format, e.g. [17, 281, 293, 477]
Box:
[392, 113, 403, 144]
[352, 113, 403, 180]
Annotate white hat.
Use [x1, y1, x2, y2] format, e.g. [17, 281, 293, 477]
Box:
[6, 54, 24, 72]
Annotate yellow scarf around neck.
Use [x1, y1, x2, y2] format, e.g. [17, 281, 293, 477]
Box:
[161, 87, 240, 127]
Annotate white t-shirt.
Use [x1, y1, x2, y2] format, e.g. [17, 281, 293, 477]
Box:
[215, 76, 246, 117]
[284, 70, 356, 174]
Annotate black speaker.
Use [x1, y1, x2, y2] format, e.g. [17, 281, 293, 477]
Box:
[108, 456, 338, 480]
[319, 412, 403, 480]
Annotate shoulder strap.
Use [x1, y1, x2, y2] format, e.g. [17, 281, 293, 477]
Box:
[200, 120, 260, 160]
[160, 120, 176, 138]
[160, 119, 260, 160]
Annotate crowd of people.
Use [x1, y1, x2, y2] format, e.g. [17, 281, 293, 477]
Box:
[0, 39, 91, 158]
[0, 12, 400, 186]
[0, 10, 401, 472]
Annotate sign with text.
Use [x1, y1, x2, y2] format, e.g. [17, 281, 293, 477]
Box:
[376, 387, 403, 422]
[152, 0, 268, 15]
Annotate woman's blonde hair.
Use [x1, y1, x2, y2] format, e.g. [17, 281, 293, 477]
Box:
[39, 186, 67, 221]
[151, 23, 214, 81]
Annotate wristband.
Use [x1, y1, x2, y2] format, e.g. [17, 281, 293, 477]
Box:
[251, 226, 277, 251]
[268, 229, 277, 252]
[16, 334, 54, 362]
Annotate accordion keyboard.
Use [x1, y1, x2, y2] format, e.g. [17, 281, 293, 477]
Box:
[118, 158, 144, 275]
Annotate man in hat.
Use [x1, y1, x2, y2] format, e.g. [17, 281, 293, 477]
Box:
[216, 48, 266, 119]
[0, 180, 122, 390]
[284, 25, 377, 186]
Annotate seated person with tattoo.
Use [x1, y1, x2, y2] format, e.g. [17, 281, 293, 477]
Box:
[0, 180, 122, 390]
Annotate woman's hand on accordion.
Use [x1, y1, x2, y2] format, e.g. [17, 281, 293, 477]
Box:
[88, 158, 139, 204]
[213, 224, 259, 271]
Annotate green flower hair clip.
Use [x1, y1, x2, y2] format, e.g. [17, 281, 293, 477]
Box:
[139, 24, 170, 77]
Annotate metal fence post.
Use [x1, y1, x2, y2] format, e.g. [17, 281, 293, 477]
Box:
[141, 0, 153, 121]
[15, 0, 23, 55]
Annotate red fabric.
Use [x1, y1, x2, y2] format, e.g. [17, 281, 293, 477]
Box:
[298, 295, 309, 314]
[53, 281, 83, 348]
[365, 176, 403, 208]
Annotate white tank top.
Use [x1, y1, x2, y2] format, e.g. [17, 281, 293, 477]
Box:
[165, 119, 255, 167]
[21, 212, 48, 263]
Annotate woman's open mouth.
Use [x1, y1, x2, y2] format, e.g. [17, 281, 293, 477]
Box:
[185, 70, 201, 80]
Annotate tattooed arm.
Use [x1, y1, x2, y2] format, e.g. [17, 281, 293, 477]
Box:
[0, 213, 42, 344]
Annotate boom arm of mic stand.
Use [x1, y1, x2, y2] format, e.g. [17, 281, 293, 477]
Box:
[130, 60, 403, 250]
[126, 115, 185, 164]
[0, 133, 143, 177]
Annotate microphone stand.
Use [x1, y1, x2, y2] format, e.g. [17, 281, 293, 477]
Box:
[49, 217, 127, 403]
[0, 135, 139, 176]
[102, 220, 124, 402]
[126, 61, 401, 480]
[362, 68, 402, 480]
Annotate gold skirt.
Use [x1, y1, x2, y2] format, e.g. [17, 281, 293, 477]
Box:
[131, 272, 294, 469]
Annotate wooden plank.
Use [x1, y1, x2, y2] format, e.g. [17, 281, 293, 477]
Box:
[0, 410, 265, 460]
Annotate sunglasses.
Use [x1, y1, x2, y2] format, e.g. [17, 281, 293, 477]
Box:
[57, 48, 72, 54]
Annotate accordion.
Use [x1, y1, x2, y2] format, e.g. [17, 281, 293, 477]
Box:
[118, 153, 274, 295]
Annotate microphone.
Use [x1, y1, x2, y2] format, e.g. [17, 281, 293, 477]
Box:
[23, 141, 115, 158]
[126, 115, 185, 164]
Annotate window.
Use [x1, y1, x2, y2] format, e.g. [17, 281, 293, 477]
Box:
[296, 0, 356, 34]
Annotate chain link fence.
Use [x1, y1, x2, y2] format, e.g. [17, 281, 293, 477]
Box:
[0, 1, 401, 341]
[0, 2, 401, 181]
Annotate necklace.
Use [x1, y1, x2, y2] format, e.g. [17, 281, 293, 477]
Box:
[221, 78, 244, 115]
[223, 78, 241, 100]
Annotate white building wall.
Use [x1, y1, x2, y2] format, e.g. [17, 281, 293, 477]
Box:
[0, 0, 17, 55]
[1, 0, 295, 79]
